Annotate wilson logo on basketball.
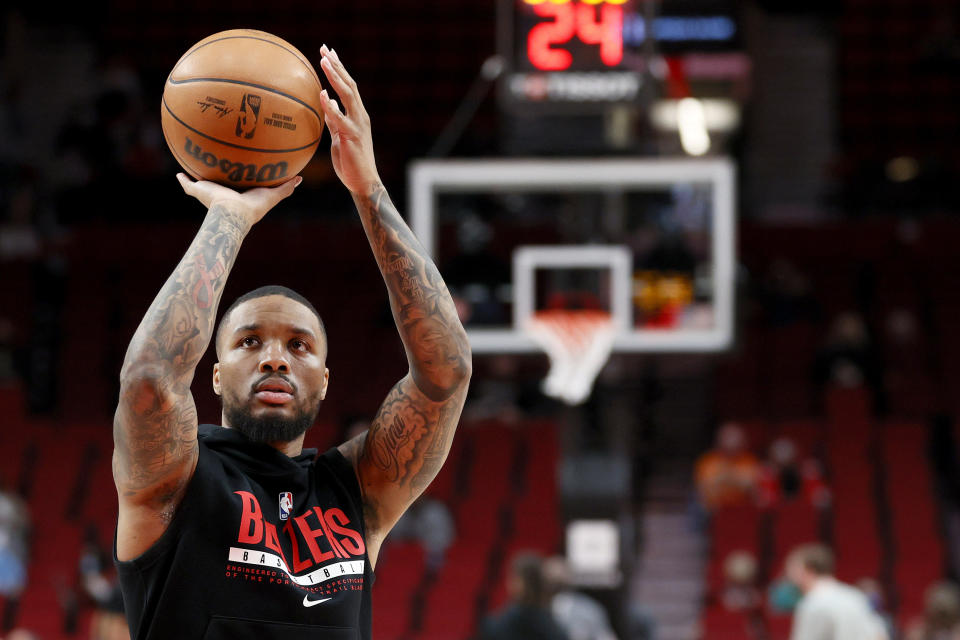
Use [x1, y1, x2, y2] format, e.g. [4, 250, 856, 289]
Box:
[236, 93, 262, 139]
[183, 137, 289, 184]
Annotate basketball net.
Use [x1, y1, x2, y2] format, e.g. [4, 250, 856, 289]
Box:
[524, 309, 617, 405]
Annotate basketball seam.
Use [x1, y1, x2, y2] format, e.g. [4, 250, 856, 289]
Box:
[170, 34, 323, 93]
[162, 97, 321, 154]
[167, 76, 323, 125]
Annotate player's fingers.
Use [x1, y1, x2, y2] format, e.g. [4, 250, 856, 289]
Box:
[319, 55, 357, 113]
[318, 50, 350, 95]
[328, 48, 369, 121]
[320, 90, 349, 132]
[328, 49, 359, 94]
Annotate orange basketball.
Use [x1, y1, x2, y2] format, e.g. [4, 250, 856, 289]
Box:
[161, 29, 324, 188]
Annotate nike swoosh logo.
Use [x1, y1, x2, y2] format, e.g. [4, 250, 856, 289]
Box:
[302, 595, 332, 608]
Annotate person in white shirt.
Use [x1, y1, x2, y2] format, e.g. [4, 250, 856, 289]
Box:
[786, 544, 889, 640]
[543, 556, 618, 640]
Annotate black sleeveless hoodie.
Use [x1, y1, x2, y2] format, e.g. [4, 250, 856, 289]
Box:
[115, 424, 373, 640]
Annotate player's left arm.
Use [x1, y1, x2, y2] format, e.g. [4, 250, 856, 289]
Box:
[317, 46, 471, 564]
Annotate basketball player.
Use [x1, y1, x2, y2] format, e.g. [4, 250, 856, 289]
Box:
[112, 46, 471, 638]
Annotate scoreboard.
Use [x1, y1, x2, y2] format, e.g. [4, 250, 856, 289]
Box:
[522, 0, 629, 72]
[498, 0, 740, 107]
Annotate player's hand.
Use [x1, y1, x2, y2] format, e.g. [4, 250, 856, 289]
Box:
[318, 45, 381, 196]
[176, 173, 302, 226]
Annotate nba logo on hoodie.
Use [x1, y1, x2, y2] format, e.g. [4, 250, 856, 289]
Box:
[279, 492, 293, 521]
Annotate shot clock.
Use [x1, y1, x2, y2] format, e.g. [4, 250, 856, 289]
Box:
[522, 0, 628, 72]
[498, 0, 740, 108]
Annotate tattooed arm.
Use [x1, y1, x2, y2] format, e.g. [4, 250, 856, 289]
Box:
[345, 187, 471, 565]
[318, 47, 471, 565]
[113, 174, 301, 561]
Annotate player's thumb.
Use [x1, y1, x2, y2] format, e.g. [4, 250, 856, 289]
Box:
[272, 176, 303, 203]
[176, 173, 194, 195]
[278, 176, 303, 200]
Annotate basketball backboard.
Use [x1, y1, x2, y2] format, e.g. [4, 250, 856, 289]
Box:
[409, 158, 736, 353]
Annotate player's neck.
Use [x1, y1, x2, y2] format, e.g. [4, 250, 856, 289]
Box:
[267, 435, 305, 457]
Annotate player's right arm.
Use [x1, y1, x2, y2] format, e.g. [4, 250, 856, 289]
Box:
[113, 174, 301, 561]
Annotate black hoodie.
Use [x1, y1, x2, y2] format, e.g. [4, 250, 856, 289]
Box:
[115, 424, 372, 640]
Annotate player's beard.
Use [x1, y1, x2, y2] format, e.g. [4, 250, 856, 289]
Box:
[222, 391, 322, 444]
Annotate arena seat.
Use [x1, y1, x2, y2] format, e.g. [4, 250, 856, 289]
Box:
[769, 500, 821, 575]
[701, 604, 756, 640]
[372, 542, 424, 639]
[419, 545, 487, 640]
[882, 421, 945, 624]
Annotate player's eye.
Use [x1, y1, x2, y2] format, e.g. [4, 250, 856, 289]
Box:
[291, 339, 309, 352]
[240, 336, 260, 348]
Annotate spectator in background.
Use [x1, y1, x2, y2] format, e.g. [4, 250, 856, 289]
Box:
[0, 317, 18, 382]
[760, 259, 819, 327]
[479, 552, 569, 640]
[721, 551, 762, 614]
[695, 423, 760, 511]
[786, 544, 888, 640]
[813, 312, 883, 398]
[389, 495, 455, 571]
[0, 171, 42, 261]
[757, 438, 830, 509]
[884, 308, 921, 358]
[77, 525, 127, 640]
[857, 578, 895, 640]
[542, 556, 617, 640]
[717, 550, 766, 639]
[768, 575, 803, 615]
[0, 480, 29, 634]
[906, 582, 960, 640]
[0, 481, 29, 599]
[464, 355, 524, 424]
[626, 604, 656, 640]
[444, 213, 510, 326]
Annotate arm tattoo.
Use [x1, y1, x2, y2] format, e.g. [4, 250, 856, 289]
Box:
[351, 184, 471, 542]
[367, 384, 459, 497]
[369, 383, 431, 483]
[357, 377, 466, 529]
[409, 402, 456, 496]
[353, 185, 471, 401]
[114, 204, 251, 503]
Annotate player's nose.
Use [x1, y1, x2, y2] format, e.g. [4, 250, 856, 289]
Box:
[258, 342, 290, 373]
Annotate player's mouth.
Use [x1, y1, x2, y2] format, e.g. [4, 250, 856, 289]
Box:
[253, 377, 296, 405]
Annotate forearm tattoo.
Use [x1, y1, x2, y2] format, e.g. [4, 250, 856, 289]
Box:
[114, 205, 250, 501]
[348, 184, 471, 537]
[354, 184, 470, 401]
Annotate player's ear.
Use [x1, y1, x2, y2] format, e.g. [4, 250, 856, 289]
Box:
[212, 362, 222, 396]
[320, 367, 330, 401]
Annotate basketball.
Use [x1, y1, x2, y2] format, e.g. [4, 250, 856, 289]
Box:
[161, 29, 324, 188]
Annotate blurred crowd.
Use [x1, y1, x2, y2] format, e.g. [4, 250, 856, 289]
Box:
[0, 482, 29, 627]
[695, 420, 960, 640]
[695, 422, 830, 514]
[479, 552, 652, 640]
[716, 542, 960, 640]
